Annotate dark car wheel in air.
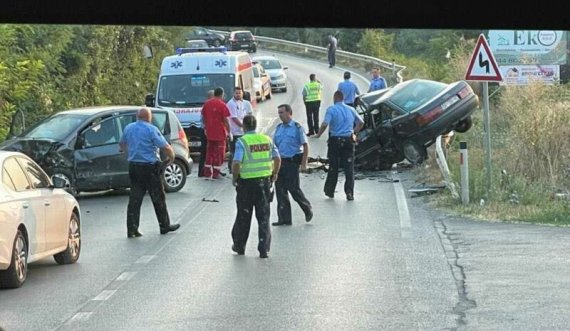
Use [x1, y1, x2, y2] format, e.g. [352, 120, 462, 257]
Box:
[454, 116, 473, 133]
[402, 140, 427, 165]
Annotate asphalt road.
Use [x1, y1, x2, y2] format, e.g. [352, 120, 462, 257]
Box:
[1, 51, 570, 331]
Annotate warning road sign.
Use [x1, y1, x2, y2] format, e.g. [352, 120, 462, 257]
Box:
[465, 34, 503, 82]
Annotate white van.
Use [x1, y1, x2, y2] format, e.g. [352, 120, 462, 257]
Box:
[145, 47, 256, 151]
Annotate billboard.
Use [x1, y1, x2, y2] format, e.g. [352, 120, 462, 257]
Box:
[499, 65, 560, 86]
[488, 30, 567, 65]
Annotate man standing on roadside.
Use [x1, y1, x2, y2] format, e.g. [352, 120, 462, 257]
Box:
[368, 67, 388, 92]
[119, 107, 180, 238]
[327, 34, 337, 68]
[313, 90, 364, 201]
[226, 86, 253, 174]
[231, 114, 281, 258]
[272, 104, 313, 226]
[337, 71, 360, 108]
[302, 74, 323, 136]
[201, 87, 231, 179]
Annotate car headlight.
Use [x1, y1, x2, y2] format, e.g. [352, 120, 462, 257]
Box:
[274, 74, 284, 80]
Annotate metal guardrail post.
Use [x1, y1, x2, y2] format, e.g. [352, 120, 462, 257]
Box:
[459, 141, 469, 204]
[435, 135, 460, 200]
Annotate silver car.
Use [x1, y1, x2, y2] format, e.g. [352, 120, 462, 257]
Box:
[0, 151, 81, 289]
[252, 55, 288, 93]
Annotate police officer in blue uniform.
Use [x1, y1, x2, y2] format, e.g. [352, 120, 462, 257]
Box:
[314, 91, 364, 201]
[272, 104, 313, 226]
[231, 114, 281, 258]
[119, 107, 181, 238]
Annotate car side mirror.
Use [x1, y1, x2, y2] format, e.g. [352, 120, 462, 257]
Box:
[52, 176, 67, 189]
[145, 94, 155, 107]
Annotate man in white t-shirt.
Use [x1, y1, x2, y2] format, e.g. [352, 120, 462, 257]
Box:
[226, 86, 253, 173]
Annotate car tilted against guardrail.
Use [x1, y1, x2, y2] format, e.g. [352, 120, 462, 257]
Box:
[354, 79, 479, 170]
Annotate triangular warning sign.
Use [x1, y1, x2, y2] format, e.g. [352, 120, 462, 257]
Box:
[465, 34, 503, 82]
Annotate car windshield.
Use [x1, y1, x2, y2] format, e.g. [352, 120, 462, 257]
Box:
[234, 32, 252, 39]
[157, 74, 235, 107]
[256, 59, 281, 70]
[20, 113, 89, 141]
[389, 80, 447, 112]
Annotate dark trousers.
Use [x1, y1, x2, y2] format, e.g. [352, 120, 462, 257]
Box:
[198, 128, 207, 177]
[232, 177, 272, 254]
[227, 135, 242, 174]
[328, 48, 336, 67]
[276, 155, 312, 224]
[324, 136, 355, 197]
[127, 162, 171, 234]
[304, 101, 321, 135]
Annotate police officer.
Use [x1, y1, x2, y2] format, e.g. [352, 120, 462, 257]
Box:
[337, 71, 361, 107]
[119, 107, 181, 237]
[231, 114, 281, 258]
[272, 104, 313, 226]
[368, 67, 388, 92]
[314, 91, 364, 201]
[302, 74, 323, 136]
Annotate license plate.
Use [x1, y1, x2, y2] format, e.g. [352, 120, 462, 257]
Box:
[441, 96, 460, 110]
[241, 44, 248, 47]
[189, 141, 201, 147]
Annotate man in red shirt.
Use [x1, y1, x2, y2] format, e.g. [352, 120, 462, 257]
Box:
[201, 87, 231, 179]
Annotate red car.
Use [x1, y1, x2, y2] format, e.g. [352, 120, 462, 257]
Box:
[354, 79, 479, 170]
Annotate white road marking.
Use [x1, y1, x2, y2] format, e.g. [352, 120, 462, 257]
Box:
[67, 312, 93, 323]
[394, 180, 412, 233]
[116, 271, 137, 281]
[135, 255, 155, 264]
[93, 290, 117, 301]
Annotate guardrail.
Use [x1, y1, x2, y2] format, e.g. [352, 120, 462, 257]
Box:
[210, 29, 406, 86]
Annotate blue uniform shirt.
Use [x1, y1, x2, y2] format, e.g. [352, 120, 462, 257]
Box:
[273, 119, 307, 158]
[233, 130, 280, 162]
[120, 120, 168, 163]
[323, 102, 364, 137]
[368, 76, 387, 92]
[337, 79, 360, 104]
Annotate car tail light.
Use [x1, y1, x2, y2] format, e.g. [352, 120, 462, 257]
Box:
[416, 106, 443, 126]
[458, 85, 472, 99]
[178, 128, 188, 147]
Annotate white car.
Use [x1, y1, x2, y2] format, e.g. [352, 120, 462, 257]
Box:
[252, 62, 272, 102]
[252, 55, 288, 93]
[0, 151, 81, 289]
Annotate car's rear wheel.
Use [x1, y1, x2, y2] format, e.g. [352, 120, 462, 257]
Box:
[455, 116, 473, 133]
[402, 140, 427, 165]
[54, 212, 81, 265]
[163, 159, 187, 192]
[0, 230, 28, 289]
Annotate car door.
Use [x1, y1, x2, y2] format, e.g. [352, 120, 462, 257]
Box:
[74, 116, 123, 191]
[2, 157, 45, 254]
[16, 156, 66, 251]
[114, 113, 137, 188]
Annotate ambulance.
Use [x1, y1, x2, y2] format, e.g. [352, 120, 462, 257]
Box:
[145, 46, 256, 152]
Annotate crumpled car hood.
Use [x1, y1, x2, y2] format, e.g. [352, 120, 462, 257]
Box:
[0, 138, 71, 172]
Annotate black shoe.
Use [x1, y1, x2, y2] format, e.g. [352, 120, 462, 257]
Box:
[127, 231, 143, 238]
[259, 251, 268, 258]
[346, 193, 354, 201]
[305, 210, 313, 222]
[160, 224, 180, 234]
[325, 192, 334, 198]
[232, 245, 245, 255]
[219, 171, 227, 177]
[272, 221, 292, 226]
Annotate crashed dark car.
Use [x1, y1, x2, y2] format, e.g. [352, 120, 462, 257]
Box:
[0, 106, 193, 195]
[354, 79, 479, 170]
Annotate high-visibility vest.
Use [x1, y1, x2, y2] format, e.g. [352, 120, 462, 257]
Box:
[239, 133, 273, 179]
[304, 81, 322, 102]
